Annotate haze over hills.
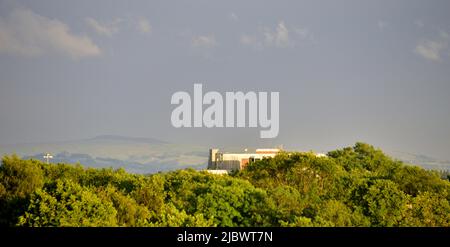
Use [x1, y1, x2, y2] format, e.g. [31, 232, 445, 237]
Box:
[385, 151, 450, 171]
[0, 135, 449, 173]
[0, 135, 208, 174]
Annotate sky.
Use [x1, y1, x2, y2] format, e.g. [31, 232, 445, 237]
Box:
[1, 0, 450, 159]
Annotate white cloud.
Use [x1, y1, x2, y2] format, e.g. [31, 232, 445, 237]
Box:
[137, 17, 151, 34]
[415, 40, 446, 61]
[86, 16, 150, 36]
[0, 8, 100, 58]
[192, 34, 218, 48]
[240, 21, 312, 49]
[263, 21, 290, 47]
[229, 12, 238, 22]
[85, 17, 121, 36]
[414, 31, 449, 62]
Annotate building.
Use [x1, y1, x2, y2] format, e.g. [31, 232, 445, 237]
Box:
[207, 148, 281, 172]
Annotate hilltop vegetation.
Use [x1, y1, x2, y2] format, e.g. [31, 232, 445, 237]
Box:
[0, 143, 449, 227]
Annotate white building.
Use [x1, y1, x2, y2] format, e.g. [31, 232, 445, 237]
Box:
[207, 148, 281, 171]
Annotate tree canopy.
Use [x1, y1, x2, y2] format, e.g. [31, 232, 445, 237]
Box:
[1, 142, 449, 226]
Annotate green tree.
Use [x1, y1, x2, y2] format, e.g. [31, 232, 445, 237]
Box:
[403, 191, 450, 226]
[18, 179, 117, 226]
[362, 180, 409, 226]
[314, 200, 369, 227]
[0, 155, 44, 226]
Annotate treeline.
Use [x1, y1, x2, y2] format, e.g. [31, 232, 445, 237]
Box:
[0, 142, 449, 227]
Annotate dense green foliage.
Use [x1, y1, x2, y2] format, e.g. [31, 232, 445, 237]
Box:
[1, 143, 449, 226]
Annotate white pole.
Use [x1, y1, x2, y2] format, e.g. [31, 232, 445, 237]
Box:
[43, 153, 53, 164]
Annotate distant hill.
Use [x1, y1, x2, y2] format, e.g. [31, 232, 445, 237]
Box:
[88, 135, 168, 144]
[1, 136, 449, 173]
[0, 135, 208, 174]
[386, 151, 450, 171]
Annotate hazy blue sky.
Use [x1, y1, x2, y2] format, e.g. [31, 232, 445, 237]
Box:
[1, 0, 450, 159]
